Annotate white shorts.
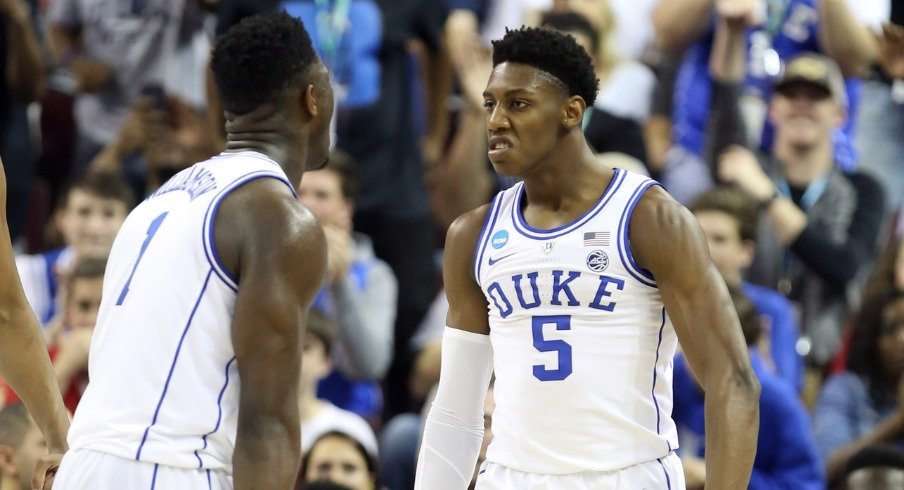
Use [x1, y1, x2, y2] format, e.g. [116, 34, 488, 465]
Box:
[53, 449, 233, 489]
[476, 452, 685, 490]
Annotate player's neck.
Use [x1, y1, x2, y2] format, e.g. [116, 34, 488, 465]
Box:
[520, 139, 606, 209]
[223, 108, 307, 186]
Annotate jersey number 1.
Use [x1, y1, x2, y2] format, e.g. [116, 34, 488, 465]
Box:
[532, 315, 572, 381]
[116, 212, 168, 305]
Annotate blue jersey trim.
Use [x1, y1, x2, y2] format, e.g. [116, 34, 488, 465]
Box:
[207, 469, 212, 489]
[474, 192, 505, 285]
[657, 457, 672, 490]
[617, 181, 658, 288]
[150, 463, 159, 489]
[136, 269, 214, 461]
[194, 357, 237, 468]
[652, 307, 666, 437]
[203, 172, 296, 291]
[511, 168, 626, 240]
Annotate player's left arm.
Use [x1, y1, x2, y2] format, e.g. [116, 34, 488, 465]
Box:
[0, 158, 70, 489]
[631, 186, 760, 490]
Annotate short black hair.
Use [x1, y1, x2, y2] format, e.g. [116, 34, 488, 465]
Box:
[323, 150, 360, 201]
[690, 186, 759, 242]
[492, 26, 599, 106]
[62, 171, 136, 211]
[845, 444, 904, 476]
[211, 12, 319, 115]
[0, 403, 32, 449]
[300, 431, 378, 485]
[540, 11, 600, 57]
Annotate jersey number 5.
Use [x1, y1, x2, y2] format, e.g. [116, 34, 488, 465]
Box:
[116, 212, 169, 305]
[532, 315, 572, 381]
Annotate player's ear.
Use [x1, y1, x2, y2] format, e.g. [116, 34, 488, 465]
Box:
[562, 96, 585, 129]
[302, 84, 319, 120]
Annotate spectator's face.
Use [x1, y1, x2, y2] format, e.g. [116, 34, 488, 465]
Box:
[693, 210, 753, 283]
[846, 467, 904, 490]
[59, 190, 128, 259]
[305, 436, 374, 490]
[483, 63, 573, 176]
[66, 276, 104, 331]
[298, 170, 352, 230]
[299, 333, 331, 390]
[9, 423, 44, 490]
[556, 0, 611, 34]
[879, 301, 904, 381]
[770, 83, 844, 147]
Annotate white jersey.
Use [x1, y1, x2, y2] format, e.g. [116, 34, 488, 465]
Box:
[67, 151, 296, 473]
[475, 168, 679, 474]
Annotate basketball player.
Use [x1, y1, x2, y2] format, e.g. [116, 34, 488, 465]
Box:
[415, 27, 760, 489]
[52, 13, 331, 489]
[0, 159, 70, 489]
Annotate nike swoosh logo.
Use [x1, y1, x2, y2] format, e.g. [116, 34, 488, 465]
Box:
[488, 252, 517, 266]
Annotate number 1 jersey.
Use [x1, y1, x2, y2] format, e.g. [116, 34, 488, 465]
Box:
[67, 152, 296, 473]
[475, 168, 679, 474]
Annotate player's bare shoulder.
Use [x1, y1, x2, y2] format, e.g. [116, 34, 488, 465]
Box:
[629, 185, 709, 278]
[444, 203, 494, 280]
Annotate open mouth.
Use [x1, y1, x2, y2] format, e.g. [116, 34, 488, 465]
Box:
[488, 138, 513, 160]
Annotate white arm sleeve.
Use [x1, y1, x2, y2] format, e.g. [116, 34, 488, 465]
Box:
[414, 327, 494, 490]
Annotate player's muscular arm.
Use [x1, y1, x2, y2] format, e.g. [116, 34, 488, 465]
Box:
[415, 206, 494, 490]
[216, 179, 327, 490]
[0, 159, 70, 488]
[631, 187, 760, 490]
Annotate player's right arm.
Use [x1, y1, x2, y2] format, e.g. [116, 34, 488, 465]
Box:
[0, 158, 70, 489]
[415, 205, 494, 490]
[217, 179, 327, 490]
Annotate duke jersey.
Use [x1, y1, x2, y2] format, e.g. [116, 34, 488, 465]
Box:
[66, 151, 296, 473]
[475, 168, 679, 474]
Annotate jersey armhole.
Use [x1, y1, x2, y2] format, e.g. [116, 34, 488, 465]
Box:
[473, 192, 505, 286]
[617, 181, 659, 289]
[202, 172, 296, 291]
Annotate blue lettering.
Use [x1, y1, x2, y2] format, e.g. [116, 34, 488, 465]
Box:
[551, 270, 581, 306]
[487, 282, 514, 318]
[589, 275, 625, 311]
[512, 272, 541, 309]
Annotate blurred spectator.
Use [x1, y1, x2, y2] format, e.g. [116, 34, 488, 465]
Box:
[856, 13, 904, 212]
[673, 285, 825, 490]
[15, 171, 132, 328]
[90, 93, 219, 197]
[298, 151, 397, 419]
[813, 291, 904, 485]
[654, 0, 887, 174]
[2, 257, 106, 413]
[866, 238, 904, 298]
[299, 311, 378, 456]
[707, 4, 887, 365]
[1, 0, 44, 245]
[299, 431, 379, 490]
[47, 0, 209, 172]
[690, 186, 804, 391]
[0, 403, 45, 490]
[540, 10, 649, 162]
[301, 481, 356, 490]
[843, 444, 904, 490]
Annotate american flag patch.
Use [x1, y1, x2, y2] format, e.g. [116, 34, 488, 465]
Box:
[583, 231, 610, 247]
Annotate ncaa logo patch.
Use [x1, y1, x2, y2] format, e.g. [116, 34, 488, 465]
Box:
[586, 250, 609, 272]
[491, 230, 509, 249]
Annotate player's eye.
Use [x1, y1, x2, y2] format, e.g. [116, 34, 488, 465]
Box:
[483, 100, 495, 112]
[511, 100, 528, 109]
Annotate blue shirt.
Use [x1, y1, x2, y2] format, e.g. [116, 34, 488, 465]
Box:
[743, 281, 804, 392]
[672, 0, 861, 170]
[813, 372, 904, 463]
[673, 351, 825, 489]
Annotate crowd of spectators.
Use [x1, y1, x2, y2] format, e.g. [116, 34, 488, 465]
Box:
[0, 0, 902, 489]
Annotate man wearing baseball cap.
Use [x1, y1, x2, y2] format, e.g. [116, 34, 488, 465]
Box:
[706, 1, 887, 376]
